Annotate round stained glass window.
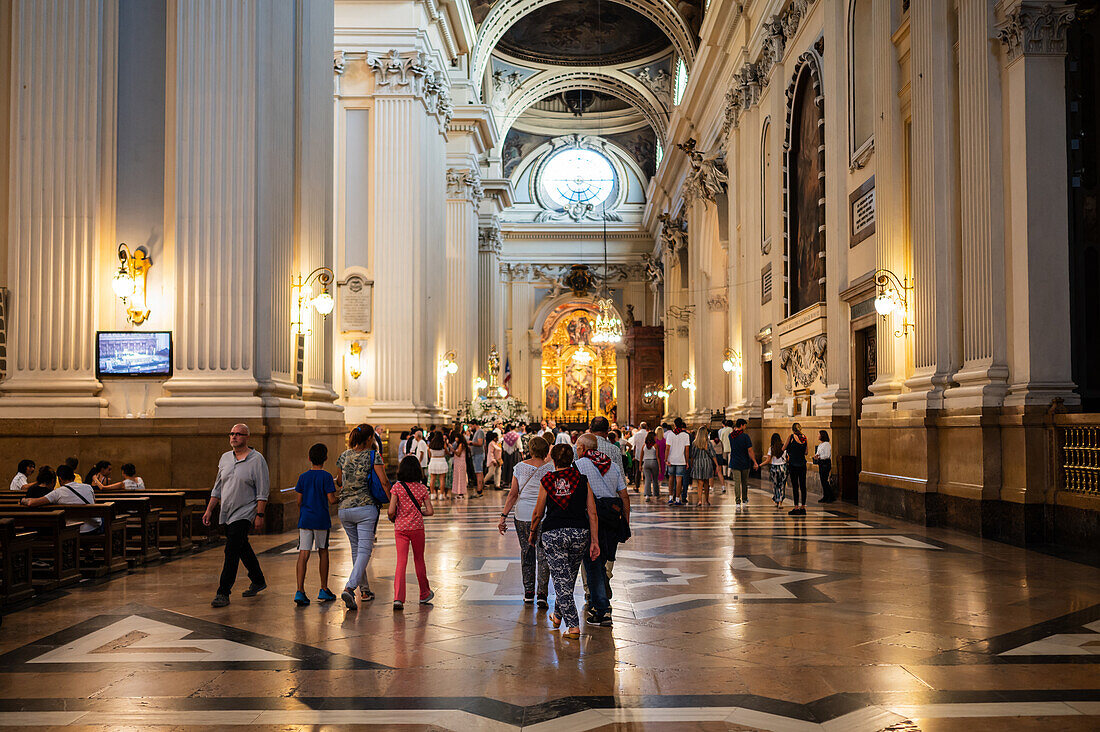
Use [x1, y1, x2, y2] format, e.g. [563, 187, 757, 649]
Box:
[541, 148, 616, 210]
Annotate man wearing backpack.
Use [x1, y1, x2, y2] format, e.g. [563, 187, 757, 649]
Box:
[203, 423, 271, 608]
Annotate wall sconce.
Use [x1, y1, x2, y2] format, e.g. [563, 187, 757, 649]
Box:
[681, 372, 696, 391]
[475, 375, 488, 391]
[874, 268, 914, 338]
[112, 243, 152, 326]
[438, 350, 458, 380]
[722, 348, 742, 375]
[291, 267, 335, 336]
[643, 381, 676, 404]
[348, 341, 362, 379]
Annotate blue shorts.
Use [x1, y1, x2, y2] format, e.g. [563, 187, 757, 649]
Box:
[668, 464, 688, 477]
[472, 453, 485, 474]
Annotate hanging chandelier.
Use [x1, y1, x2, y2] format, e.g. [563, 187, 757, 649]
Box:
[591, 297, 623, 344]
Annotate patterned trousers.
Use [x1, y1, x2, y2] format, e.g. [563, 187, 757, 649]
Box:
[540, 527, 590, 628]
[769, 464, 788, 503]
[513, 519, 550, 597]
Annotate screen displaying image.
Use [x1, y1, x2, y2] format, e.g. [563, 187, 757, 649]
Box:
[96, 332, 172, 376]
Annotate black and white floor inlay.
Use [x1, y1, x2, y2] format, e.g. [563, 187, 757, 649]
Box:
[0, 605, 389, 672]
[925, 603, 1100, 664]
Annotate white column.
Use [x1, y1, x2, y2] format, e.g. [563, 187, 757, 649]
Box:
[864, 0, 910, 410]
[362, 50, 450, 424]
[157, 0, 264, 416]
[999, 2, 1079, 407]
[478, 218, 502, 392]
[445, 167, 481, 413]
[1, 0, 114, 416]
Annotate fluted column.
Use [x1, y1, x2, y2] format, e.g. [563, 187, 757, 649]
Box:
[444, 167, 482, 412]
[864, 0, 910, 410]
[478, 218, 503, 393]
[0, 0, 114, 416]
[362, 49, 450, 424]
[998, 1, 1079, 407]
[900, 0, 961, 411]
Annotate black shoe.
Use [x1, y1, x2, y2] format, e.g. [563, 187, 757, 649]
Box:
[241, 582, 267, 597]
[211, 594, 230, 608]
[537, 596, 548, 609]
[788, 507, 800, 516]
[593, 611, 613, 627]
[523, 592, 534, 604]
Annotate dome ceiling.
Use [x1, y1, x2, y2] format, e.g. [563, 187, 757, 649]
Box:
[497, 0, 670, 67]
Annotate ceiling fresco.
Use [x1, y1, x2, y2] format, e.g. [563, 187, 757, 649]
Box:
[496, 0, 670, 66]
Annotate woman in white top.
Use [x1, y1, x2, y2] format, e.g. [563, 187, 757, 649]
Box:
[641, 432, 660, 502]
[496, 435, 552, 607]
[426, 431, 450, 500]
[10, 460, 35, 491]
[813, 430, 835, 503]
[121, 463, 146, 491]
[758, 433, 788, 508]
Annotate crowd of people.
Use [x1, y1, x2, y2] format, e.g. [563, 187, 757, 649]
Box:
[7, 416, 836, 634]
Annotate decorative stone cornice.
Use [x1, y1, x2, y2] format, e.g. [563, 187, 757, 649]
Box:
[367, 49, 453, 129]
[497, 262, 644, 284]
[677, 138, 729, 205]
[447, 167, 484, 205]
[479, 219, 503, 254]
[720, 0, 818, 139]
[657, 212, 688, 260]
[997, 2, 1076, 63]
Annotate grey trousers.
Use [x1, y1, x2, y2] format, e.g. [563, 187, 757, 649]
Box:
[513, 518, 550, 597]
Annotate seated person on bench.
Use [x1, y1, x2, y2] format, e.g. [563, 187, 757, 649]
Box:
[25, 466, 56, 499]
[20, 465, 102, 533]
[121, 463, 145, 491]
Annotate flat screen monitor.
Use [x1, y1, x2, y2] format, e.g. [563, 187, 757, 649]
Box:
[96, 331, 173, 377]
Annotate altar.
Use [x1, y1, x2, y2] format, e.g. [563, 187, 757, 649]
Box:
[540, 307, 617, 424]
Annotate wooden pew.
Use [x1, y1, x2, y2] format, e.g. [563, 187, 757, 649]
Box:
[104, 497, 162, 566]
[0, 503, 128, 578]
[0, 518, 35, 608]
[0, 511, 82, 591]
[97, 492, 193, 556]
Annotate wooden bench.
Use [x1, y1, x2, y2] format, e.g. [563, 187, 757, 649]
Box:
[0, 510, 82, 591]
[103, 497, 162, 566]
[0, 503, 127, 578]
[0, 518, 35, 608]
[97, 492, 193, 556]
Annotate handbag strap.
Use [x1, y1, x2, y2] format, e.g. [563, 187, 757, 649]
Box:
[397, 481, 424, 515]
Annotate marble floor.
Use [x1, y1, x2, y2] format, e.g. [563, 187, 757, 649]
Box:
[2, 481, 1099, 731]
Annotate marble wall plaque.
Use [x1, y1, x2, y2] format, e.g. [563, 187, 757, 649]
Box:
[340, 275, 373, 334]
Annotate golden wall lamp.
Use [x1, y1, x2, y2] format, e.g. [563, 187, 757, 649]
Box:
[291, 267, 335, 336]
[722, 348, 742, 375]
[873, 268, 914, 338]
[348, 342, 362, 379]
[111, 243, 152, 325]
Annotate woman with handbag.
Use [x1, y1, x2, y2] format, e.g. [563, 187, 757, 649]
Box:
[784, 423, 809, 516]
[497, 435, 552, 607]
[388, 456, 434, 610]
[335, 424, 391, 610]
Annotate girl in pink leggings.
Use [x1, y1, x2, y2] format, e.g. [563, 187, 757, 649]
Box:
[387, 456, 435, 610]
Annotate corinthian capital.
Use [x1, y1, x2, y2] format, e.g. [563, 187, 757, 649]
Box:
[997, 2, 1076, 63]
[368, 49, 453, 129]
[479, 220, 503, 254]
[447, 167, 484, 205]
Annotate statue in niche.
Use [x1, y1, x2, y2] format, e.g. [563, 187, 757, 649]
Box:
[788, 71, 825, 315]
[545, 382, 561, 413]
[566, 364, 593, 411]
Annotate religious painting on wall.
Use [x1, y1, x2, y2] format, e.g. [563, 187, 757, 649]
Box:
[567, 316, 592, 345]
[787, 70, 825, 316]
[566, 364, 593, 411]
[598, 383, 614, 414]
[545, 382, 560, 412]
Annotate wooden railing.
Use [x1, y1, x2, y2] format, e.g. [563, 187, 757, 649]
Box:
[1056, 418, 1100, 497]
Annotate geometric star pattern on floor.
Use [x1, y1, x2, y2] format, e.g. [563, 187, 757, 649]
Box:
[924, 603, 1100, 664]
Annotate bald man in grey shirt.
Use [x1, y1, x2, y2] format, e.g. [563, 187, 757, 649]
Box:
[203, 423, 270, 607]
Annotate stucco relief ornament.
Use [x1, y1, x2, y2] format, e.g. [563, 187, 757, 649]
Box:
[707, 292, 728, 312]
[333, 50, 346, 75]
[658, 212, 688, 260]
[491, 70, 524, 97]
[997, 2, 1076, 62]
[634, 66, 673, 107]
[778, 335, 828, 391]
[532, 267, 567, 299]
[447, 168, 483, 205]
[479, 223, 503, 254]
[678, 138, 729, 205]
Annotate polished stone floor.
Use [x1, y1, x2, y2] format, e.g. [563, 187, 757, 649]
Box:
[2, 481, 1099, 730]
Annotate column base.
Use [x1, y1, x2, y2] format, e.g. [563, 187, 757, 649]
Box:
[1003, 381, 1080, 408]
[0, 376, 107, 417]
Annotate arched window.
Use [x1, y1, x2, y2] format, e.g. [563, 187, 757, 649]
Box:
[761, 119, 772, 250]
[674, 57, 688, 106]
[849, 0, 874, 160]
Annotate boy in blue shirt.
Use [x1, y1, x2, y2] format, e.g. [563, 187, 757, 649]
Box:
[295, 443, 338, 606]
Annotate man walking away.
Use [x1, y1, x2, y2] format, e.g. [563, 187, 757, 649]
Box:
[469, 420, 486, 497]
[575, 434, 630, 627]
[204, 423, 270, 607]
[588, 416, 624, 476]
[727, 419, 758, 509]
[630, 422, 649, 489]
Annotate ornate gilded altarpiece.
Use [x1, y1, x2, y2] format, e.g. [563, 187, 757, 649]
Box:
[541, 307, 617, 423]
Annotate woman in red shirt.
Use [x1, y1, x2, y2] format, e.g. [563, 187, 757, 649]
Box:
[387, 456, 435, 609]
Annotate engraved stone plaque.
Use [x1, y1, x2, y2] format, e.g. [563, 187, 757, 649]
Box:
[339, 275, 373, 334]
